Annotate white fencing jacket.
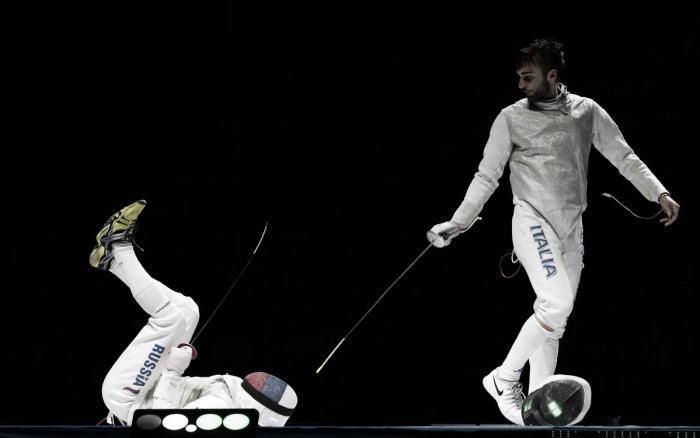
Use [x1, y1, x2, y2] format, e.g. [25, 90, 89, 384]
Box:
[451, 84, 668, 240]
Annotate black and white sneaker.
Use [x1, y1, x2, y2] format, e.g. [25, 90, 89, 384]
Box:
[482, 367, 525, 425]
[89, 200, 146, 270]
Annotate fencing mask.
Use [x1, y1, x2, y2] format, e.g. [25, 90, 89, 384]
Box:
[522, 374, 591, 426]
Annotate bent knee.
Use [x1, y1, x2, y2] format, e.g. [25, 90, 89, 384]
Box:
[176, 295, 200, 327]
[535, 302, 574, 333]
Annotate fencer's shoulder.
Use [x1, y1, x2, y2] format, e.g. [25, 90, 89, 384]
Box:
[498, 100, 528, 122]
[222, 374, 243, 383]
[567, 93, 594, 106]
[505, 99, 528, 111]
[222, 374, 244, 393]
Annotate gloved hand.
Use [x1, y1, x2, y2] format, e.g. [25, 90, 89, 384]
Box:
[427, 221, 465, 248]
[165, 343, 197, 375]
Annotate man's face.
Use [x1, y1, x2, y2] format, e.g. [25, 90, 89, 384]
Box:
[517, 63, 556, 102]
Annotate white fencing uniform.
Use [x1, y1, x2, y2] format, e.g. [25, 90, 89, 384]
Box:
[446, 84, 669, 391]
[100, 244, 296, 426]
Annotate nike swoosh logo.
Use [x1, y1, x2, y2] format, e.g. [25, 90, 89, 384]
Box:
[493, 376, 504, 396]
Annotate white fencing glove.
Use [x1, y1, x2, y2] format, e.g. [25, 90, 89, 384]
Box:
[427, 198, 481, 248]
[152, 343, 198, 408]
[165, 343, 197, 376]
[427, 221, 464, 248]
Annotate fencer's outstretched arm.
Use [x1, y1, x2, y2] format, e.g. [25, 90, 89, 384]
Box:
[428, 114, 511, 248]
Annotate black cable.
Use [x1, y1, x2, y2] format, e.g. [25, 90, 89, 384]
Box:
[190, 222, 268, 345]
[601, 192, 663, 220]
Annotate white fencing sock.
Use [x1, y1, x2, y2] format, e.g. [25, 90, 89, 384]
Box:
[109, 244, 170, 315]
[528, 337, 559, 392]
[499, 314, 550, 382]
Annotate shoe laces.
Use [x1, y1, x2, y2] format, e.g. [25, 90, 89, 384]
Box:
[128, 223, 144, 252]
[505, 381, 525, 408]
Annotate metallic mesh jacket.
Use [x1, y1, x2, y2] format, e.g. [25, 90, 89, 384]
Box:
[457, 84, 667, 240]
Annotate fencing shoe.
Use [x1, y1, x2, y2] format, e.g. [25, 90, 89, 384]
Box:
[89, 200, 147, 270]
[483, 367, 526, 426]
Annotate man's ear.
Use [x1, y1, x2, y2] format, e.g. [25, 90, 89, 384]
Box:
[548, 69, 558, 82]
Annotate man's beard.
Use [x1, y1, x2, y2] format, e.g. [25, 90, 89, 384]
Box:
[527, 83, 556, 103]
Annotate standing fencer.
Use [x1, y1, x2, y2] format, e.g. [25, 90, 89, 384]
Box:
[91, 200, 298, 427]
[427, 38, 680, 425]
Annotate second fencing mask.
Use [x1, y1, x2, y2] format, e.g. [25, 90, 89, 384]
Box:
[522, 374, 592, 426]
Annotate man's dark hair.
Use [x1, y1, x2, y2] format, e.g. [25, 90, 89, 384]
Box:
[518, 38, 565, 78]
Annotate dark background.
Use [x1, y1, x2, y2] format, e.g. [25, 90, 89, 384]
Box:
[3, 3, 698, 427]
